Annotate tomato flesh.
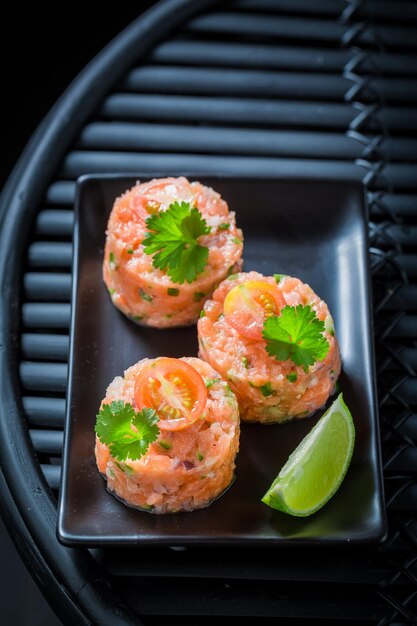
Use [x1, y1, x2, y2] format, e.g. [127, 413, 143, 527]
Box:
[224, 280, 286, 340]
[134, 358, 207, 431]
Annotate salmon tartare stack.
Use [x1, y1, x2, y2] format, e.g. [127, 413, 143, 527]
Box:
[198, 272, 341, 424]
[103, 177, 243, 327]
[95, 357, 240, 513]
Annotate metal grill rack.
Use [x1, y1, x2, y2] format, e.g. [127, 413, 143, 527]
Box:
[0, 0, 416, 623]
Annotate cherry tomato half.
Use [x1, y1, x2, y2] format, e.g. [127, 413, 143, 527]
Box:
[134, 358, 207, 431]
[223, 280, 286, 340]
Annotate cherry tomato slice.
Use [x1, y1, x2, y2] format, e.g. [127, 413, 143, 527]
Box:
[224, 280, 286, 340]
[134, 358, 207, 431]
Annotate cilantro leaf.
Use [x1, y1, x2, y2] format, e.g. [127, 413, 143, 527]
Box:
[262, 305, 330, 369]
[142, 201, 210, 284]
[95, 400, 159, 462]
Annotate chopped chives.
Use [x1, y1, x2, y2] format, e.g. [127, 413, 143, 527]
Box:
[139, 288, 153, 302]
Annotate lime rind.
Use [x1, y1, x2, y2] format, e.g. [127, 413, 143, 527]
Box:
[261, 393, 355, 517]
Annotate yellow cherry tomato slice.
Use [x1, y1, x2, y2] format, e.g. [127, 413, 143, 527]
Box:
[224, 280, 286, 340]
[134, 358, 207, 431]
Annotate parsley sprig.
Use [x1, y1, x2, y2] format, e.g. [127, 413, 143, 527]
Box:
[262, 304, 330, 369]
[142, 201, 210, 284]
[95, 400, 159, 462]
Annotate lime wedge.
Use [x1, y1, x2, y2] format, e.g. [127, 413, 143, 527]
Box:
[261, 393, 355, 517]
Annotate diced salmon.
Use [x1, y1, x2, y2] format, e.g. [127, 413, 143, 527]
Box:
[103, 177, 243, 328]
[198, 271, 341, 424]
[95, 357, 240, 513]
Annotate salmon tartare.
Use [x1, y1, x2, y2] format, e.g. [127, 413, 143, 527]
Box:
[103, 177, 243, 328]
[95, 357, 240, 513]
[198, 271, 341, 424]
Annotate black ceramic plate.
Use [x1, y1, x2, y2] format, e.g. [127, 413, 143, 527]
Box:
[57, 175, 386, 546]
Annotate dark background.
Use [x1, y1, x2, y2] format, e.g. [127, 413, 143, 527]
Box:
[1, 2, 156, 189]
[1, 4, 155, 624]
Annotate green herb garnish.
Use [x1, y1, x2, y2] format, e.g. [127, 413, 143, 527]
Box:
[142, 201, 210, 284]
[325, 315, 335, 336]
[263, 305, 329, 369]
[232, 237, 242, 245]
[218, 223, 230, 231]
[259, 382, 274, 397]
[197, 451, 204, 462]
[224, 383, 233, 396]
[242, 357, 249, 369]
[286, 372, 298, 383]
[159, 439, 172, 450]
[193, 291, 205, 302]
[167, 287, 180, 296]
[139, 288, 153, 302]
[199, 310, 206, 318]
[205, 377, 221, 388]
[274, 274, 286, 284]
[95, 401, 159, 462]
[109, 251, 117, 271]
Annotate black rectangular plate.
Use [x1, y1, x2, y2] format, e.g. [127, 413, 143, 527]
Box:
[57, 175, 386, 546]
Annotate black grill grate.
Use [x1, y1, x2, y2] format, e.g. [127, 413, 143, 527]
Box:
[11, 0, 417, 622]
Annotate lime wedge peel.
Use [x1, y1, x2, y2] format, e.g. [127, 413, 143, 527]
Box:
[261, 393, 355, 517]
